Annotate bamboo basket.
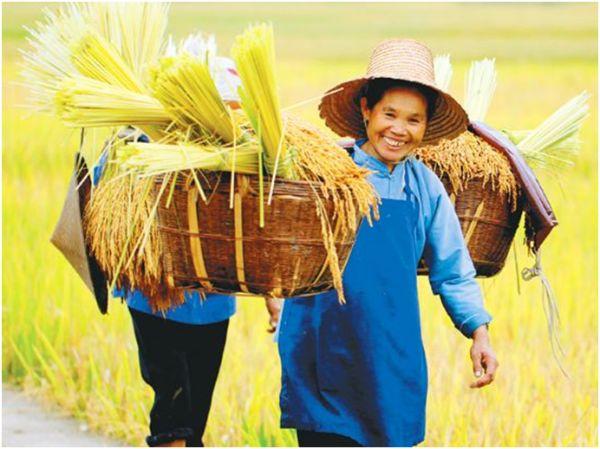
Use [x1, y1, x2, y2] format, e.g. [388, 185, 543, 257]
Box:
[416, 127, 524, 277]
[154, 171, 360, 297]
[417, 174, 523, 277]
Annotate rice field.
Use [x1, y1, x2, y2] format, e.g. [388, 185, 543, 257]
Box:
[2, 2, 597, 446]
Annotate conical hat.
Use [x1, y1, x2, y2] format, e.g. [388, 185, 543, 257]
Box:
[319, 39, 468, 145]
[50, 154, 108, 313]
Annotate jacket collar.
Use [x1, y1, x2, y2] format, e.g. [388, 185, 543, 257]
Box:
[353, 139, 413, 178]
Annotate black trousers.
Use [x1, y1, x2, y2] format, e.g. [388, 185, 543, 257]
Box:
[129, 308, 229, 447]
[296, 430, 362, 447]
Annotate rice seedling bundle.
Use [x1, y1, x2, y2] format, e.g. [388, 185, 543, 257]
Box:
[70, 30, 147, 94]
[54, 76, 172, 129]
[503, 91, 590, 172]
[117, 141, 260, 176]
[433, 54, 453, 93]
[21, 3, 170, 141]
[19, 6, 87, 113]
[231, 24, 296, 180]
[110, 3, 171, 83]
[26, 12, 379, 308]
[150, 53, 240, 144]
[464, 58, 497, 122]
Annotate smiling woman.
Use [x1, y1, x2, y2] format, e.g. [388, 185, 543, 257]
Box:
[359, 81, 432, 169]
[277, 39, 498, 447]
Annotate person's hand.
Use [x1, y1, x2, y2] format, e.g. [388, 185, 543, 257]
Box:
[469, 324, 498, 388]
[265, 297, 283, 333]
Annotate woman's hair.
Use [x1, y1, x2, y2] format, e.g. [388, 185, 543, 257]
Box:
[359, 78, 438, 120]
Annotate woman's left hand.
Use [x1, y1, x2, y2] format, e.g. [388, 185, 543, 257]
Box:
[469, 325, 498, 388]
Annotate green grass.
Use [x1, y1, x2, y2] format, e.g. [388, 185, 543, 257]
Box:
[3, 3, 598, 446]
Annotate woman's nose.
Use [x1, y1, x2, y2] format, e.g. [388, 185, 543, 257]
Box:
[390, 121, 408, 136]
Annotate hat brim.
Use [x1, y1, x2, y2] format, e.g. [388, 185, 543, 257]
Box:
[319, 77, 468, 146]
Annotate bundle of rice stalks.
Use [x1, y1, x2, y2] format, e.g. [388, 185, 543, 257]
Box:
[285, 116, 379, 296]
[83, 173, 173, 310]
[109, 3, 170, 82]
[232, 23, 296, 180]
[19, 5, 87, 112]
[70, 30, 147, 94]
[117, 141, 260, 176]
[150, 53, 241, 144]
[433, 54, 453, 93]
[464, 58, 497, 122]
[503, 91, 590, 172]
[416, 131, 519, 208]
[55, 76, 172, 130]
[21, 3, 168, 117]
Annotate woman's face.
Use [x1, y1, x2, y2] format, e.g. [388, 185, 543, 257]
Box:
[360, 87, 428, 171]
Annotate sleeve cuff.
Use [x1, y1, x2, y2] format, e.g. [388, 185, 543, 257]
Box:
[112, 286, 127, 298]
[458, 312, 492, 338]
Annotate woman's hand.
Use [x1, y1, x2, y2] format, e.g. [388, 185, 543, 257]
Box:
[469, 324, 498, 388]
[265, 297, 283, 333]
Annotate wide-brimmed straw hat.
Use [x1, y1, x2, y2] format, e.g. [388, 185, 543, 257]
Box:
[319, 39, 468, 146]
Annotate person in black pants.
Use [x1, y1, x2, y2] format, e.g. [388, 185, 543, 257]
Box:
[129, 309, 229, 447]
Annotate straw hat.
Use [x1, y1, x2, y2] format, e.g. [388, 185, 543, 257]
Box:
[319, 39, 468, 145]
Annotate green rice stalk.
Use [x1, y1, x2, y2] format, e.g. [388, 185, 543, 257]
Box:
[503, 92, 590, 171]
[112, 3, 170, 82]
[257, 119, 265, 228]
[64, 3, 168, 85]
[55, 76, 172, 132]
[464, 58, 497, 122]
[268, 116, 289, 205]
[19, 5, 87, 112]
[231, 23, 296, 179]
[434, 54, 453, 92]
[20, 3, 168, 115]
[151, 53, 239, 144]
[70, 30, 147, 94]
[116, 142, 260, 176]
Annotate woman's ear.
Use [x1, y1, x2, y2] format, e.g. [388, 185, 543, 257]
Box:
[359, 97, 370, 124]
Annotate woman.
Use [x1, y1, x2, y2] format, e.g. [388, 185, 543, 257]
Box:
[92, 57, 280, 447]
[277, 39, 498, 447]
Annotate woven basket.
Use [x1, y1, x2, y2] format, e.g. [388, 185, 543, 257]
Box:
[155, 172, 360, 297]
[417, 174, 523, 277]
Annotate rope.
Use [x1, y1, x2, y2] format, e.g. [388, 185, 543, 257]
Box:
[521, 248, 570, 379]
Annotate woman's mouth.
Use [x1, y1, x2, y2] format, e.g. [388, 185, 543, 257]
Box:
[383, 136, 408, 148]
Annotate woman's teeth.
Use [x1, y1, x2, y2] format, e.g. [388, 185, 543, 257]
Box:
[383, 137, 406, 147]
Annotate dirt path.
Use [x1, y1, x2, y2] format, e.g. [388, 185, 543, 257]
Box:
[2, 385, 126, 447]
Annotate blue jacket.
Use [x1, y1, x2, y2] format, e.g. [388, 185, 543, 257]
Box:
[353, 142, 491, 336]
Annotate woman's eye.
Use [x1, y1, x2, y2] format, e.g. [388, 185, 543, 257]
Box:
[385, 113, 395, 118]
[409, 118, 421, 124]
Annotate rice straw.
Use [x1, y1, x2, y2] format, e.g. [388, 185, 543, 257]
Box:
[464, 58, 497, 122]
[433, 54, 453, 93]
[507, 91, 590, 171]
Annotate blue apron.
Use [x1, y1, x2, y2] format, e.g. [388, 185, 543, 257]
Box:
[278, 180, 427, 447]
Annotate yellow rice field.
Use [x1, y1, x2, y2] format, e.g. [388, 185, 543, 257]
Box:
[3, 3, 597, 446]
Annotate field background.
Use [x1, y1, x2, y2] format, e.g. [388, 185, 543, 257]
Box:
[3, 2, 597, 446]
